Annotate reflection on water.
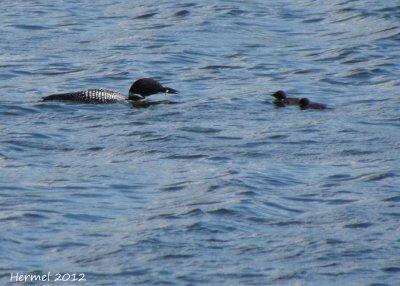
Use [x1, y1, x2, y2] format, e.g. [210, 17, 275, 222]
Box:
[130, 100, 179, 109]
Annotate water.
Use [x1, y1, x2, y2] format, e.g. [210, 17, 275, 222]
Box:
[1, 0, 399, 285]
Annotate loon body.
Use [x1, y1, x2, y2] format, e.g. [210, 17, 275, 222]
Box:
[299, 98, 327, 110]
[271, 91, 327, 110]
[43, 89, 127, 103]
[271, 90, 300, 107]
[42, 78, 177, 104]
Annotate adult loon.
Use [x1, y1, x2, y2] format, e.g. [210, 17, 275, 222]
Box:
[299, 98, 327, 110]
[271, 90, 300, 107]
[42, 78, 178, 104]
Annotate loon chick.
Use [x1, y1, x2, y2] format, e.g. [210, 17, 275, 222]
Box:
[42, 78, 178, 104]
[271, 90, 300, 107]
[299, 98, 327, 110]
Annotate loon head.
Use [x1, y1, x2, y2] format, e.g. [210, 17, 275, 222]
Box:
[271, 90, 287, 100]
[299, 97, 310, 108]
[128, 78, 178, 100]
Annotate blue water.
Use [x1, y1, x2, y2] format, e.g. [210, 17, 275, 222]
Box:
[1, 0, 400, 285]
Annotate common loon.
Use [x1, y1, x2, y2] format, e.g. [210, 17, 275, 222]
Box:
[299, 98, 327, 110]
[42, 78, 178, 104]
[271, 90, 300, 107]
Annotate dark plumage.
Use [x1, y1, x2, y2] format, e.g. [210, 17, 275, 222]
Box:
[128, 78, 177, 98]
[299, 98, 327, 110]
[271, 90, 300, 106]
[42, 78, 178, 104]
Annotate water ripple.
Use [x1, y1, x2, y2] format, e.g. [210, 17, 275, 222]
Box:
[0, 0, 399, 285]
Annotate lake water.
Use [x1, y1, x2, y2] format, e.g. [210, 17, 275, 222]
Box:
[1, 0, 399, 285]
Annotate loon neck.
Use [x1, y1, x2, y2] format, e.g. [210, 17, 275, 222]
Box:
[128, 93, 145, 101]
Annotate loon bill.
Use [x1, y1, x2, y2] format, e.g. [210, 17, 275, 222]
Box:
[42, 78, 178, 104]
